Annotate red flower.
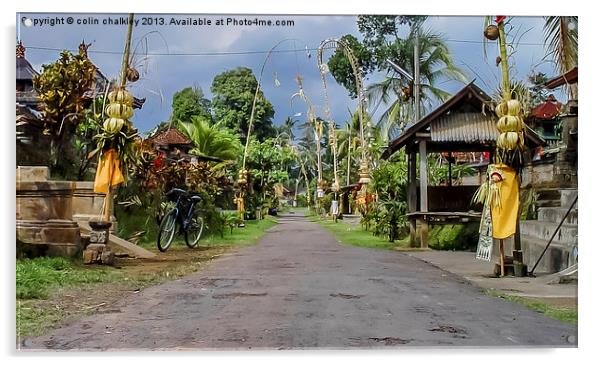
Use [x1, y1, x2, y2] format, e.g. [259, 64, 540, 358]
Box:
[153, 154, 164, 169]
[495, 16, 507, 24]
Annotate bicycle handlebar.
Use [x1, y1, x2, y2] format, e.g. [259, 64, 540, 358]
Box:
[166, 188, 188, 197]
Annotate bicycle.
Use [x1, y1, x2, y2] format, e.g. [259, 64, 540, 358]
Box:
[157, 188, 205, 252]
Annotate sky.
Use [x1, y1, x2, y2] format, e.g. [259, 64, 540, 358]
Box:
[17, 13, 563, 135]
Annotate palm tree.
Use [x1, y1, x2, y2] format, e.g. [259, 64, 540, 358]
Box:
[177, 117, 242, 161]
[282, 116, 298, 139]
[336, 109, 377, 185]
[543, 16, 578, 98]
[367, 25, 468, 141]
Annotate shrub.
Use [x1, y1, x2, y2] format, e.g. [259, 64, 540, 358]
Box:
[427, 223, 480, 251]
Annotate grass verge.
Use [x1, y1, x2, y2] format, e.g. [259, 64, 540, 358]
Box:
[314, 217, 411, 250]
[486, 290, 577, 325]
[17, 257, 119, 300]
[16, 216, 278, 340]
[198, 215, 278, 247]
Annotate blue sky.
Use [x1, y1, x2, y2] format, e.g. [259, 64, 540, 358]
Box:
[17, 13, 562, 134]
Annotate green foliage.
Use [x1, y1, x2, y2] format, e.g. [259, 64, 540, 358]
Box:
[543, 16, 578, 74]
[73, 97, 104, 180]
[427, 224, 480, 251]
[177, 117, 242, 161]
[116, 141, 232, 244]
[521, 188, 539, 220]
[527, 72, 550, 109]
[171, 86, 212, 124]
[222, 211, 243, 234]
[325, 16, 466, 137]
[33, 50, 97, 128]
[366, 27, 468, 134]
[428, 156, 477, 186]
[362, 156, 409, 242]
[274, 116, 297, 145]
[31, 49, 98, 173]
[246, 138, 296, 211]
[211, 67, 276, 142]
[16, 257, 118, 299]
[357, 15, 427, 60]
[326, 35, 374, 98]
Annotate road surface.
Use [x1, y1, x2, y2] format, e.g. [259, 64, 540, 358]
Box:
[22, 213, 576, 350]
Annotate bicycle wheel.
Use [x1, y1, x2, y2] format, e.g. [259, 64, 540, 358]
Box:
[157, 208, 178, 252]
[185, 214, 204, 248]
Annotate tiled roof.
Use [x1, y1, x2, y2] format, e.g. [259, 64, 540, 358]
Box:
[530, 95, 562, 120]
[148, 127, 192, 146]
[16, 57, 39, 81]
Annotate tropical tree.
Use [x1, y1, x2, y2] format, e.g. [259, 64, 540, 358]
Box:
[275, 116, 297, 145]
[326, 35, 373, 98]
[246, 137, 296, 212]
[366, 25, 468, 140]
[211, 67, 276, 142]
[32, 49, 98, 173]
[542, 16, 578, 98]
[171, 86, 212, 124]
[176, 117, 242, 161]
[327, 16, 466, 141]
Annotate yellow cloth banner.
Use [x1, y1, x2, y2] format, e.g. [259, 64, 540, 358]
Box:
[93, 149, 124, 194]
[490, 163, 519, 239]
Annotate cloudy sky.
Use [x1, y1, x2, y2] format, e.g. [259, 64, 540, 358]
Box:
[17, 13, 562, 134]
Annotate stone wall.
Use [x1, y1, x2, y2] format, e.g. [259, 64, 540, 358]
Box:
[72, 181, 116, 232]
[16, 169, 82, 257]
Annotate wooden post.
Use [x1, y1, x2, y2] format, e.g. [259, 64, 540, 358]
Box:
[102, 13, 134, 223]
[499, 239, 505, 277]
[513, 175, 525, 276]
[102, 189, 113, 222]
[418, 140, 429, 248]
[447, 152, 452, 186]
[408, 147, 417, 246]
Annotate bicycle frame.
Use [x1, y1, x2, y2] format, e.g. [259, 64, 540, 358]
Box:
[170, 193, 199, 232]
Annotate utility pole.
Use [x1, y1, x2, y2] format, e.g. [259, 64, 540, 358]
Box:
[413, 26, 420, 124]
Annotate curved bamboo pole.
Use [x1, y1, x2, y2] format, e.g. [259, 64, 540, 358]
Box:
[317, 38, 369, 187]
[238, 38, 307, 220]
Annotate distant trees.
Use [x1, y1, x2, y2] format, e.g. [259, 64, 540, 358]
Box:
[210, 67, 276, 142]
[171, 86, 212, 125]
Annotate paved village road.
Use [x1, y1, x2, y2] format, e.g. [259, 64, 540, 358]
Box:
[23, 213, 576, 350]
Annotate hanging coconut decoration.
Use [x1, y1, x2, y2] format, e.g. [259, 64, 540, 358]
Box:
[331, 181, 340, 193]
[494, 99, 524, 151]
[126, 66, 140, 82]
[237, 169, 248, 186]
[103, 87, 133, 134]
[484, 24, 499, 41]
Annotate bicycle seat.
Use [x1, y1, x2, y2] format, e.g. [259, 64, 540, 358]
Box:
[190, 195, 202, 203]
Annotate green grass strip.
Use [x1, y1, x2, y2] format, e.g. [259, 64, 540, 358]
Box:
[487, 290, 577, 325]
